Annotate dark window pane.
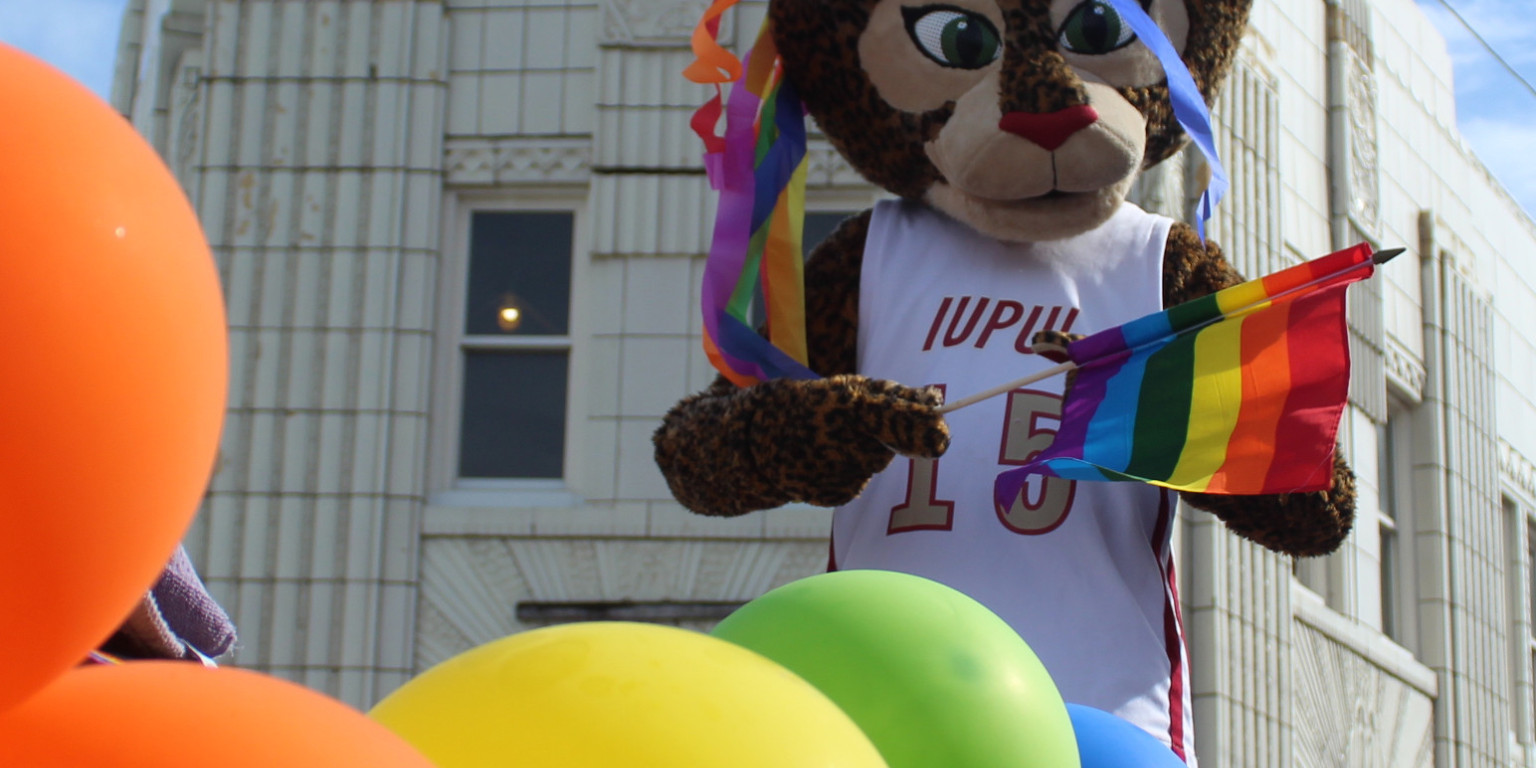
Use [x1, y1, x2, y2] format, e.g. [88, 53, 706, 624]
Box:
[1529, 520, 1536, 642]
[804, 211, 855, 257]
[749, 211, 857, 327]
[1380, 528, 1397, 640]
[1378, 419, 1396, 521]
[466, 212, 573, 336]
[458, 350, 568, 478]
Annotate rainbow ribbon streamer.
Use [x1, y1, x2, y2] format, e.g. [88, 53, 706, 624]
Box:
[994, 244, 1379, 511]
[682, 0, 1224, 387]
[686, 6, 816, 387]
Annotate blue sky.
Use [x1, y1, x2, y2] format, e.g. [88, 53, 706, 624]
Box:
[2, 0, 1533, 216]
[0, 0, 129, 99]
[1412, 0, 1536, 217]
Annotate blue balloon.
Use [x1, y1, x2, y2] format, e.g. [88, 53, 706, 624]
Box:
[1068, 704, 1186, 767]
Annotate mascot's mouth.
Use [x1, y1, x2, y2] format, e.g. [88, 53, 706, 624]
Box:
[927, 180, 1127, 241]
[1014, 189, 1091, 204]
[952, 185, 1092, 205]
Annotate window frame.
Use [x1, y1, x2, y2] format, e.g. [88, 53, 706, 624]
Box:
[1293, 405, 1358, 612]
[1376, 399, 1417, 652]
[1292, 396, 1419, 655]
[1504, 491, 1536, 753]
[428, 191, 591, 507]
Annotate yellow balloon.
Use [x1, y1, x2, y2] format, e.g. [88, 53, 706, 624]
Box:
[370, 622, 889, 768]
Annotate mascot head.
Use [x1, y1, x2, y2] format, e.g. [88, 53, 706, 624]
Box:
[770, 0, 1252, 242]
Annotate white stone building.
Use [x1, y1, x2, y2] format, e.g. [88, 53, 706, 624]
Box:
[112, 0, 1536, 764]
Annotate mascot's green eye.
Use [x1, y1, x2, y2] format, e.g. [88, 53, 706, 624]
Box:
[1058, 0, 1138, 55]
[902, 6, 1002, 69]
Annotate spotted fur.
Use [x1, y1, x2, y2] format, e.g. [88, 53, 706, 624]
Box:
[653, 0, 1356, 556]
[771, 0, 1251, 193]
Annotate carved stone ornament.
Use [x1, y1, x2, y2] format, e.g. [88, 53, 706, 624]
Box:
[602, 0, 726, 47]
[1383, 336, 1426, 403]
[1503, 440, 1536, 503]
[1346, 51, 1380, 228]
[804, 141, 871, 189]
[444, 138, 592, 186]
[1293, 623, 1434, 767]
[170, 57, 205, 193]
[415, 537, 824, 669]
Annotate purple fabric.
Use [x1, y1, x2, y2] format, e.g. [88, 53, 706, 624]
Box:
[700, 48, 769, 382]
[150, 546, 237, 658]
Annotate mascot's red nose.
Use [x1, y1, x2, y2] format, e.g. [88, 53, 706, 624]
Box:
[999, 106, 1100, 151]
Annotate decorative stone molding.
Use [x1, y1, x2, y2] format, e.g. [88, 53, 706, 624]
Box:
[444, 137, 592, 186]
[1383, 336, 1426, 403]
[1502, 440, 1536, 502]
[415, 537, 824, 670]
[1328, 0, 1375, 63]
[601, 0, 725, 47]
[169, 53, 204, 194]
[1346, 51, 1380, 229]
[804, 140, 872, 189]
[1293, 621, 1435, 767]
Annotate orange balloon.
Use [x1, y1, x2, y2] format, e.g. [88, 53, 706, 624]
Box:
[0, 663, 438, 767]
[0, 45, 227, 710]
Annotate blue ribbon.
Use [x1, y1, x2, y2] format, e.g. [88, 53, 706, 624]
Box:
[1102, 0, 1227, 240]
[718, 312, 818, 381]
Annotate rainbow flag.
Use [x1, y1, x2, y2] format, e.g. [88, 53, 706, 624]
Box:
[995, 243, 1379, 508]
[686, 7, 816, 387]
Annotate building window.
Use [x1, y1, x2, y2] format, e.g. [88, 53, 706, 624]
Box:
[1528, 516, 1535, 743]
[1378, 404, 1416, 650]
[748, 210, 858, 329]
[1510, 495, 1536, 748]
[456, 210, 575, 479]
[803, 211, 855, 255]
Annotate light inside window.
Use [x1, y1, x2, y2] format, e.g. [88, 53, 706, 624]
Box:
[458, 211, 574, 479]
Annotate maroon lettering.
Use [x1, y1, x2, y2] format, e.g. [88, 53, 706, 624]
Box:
[923, 297, 954, 351]
[1041, 306, 1061, 334]
[974, 300, 1024, 349]
[943, 297, 990, 347]
[1011, 305, 1046, 354]
[923, 299, 1081, 354]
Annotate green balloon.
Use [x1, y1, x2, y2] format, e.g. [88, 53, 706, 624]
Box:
[712, 570, 1080, 768]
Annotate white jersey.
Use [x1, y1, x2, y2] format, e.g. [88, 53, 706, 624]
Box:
[833, 199, 1195, 762]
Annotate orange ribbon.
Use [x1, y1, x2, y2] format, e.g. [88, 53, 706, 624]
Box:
[683, 0, 744, 84]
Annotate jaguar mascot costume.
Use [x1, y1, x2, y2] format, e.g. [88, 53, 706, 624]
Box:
[654, 0, 1355, 758]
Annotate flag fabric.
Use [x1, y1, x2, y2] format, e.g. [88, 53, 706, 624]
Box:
[995, 243, 1375, 509]
[686, 7, 817, 387]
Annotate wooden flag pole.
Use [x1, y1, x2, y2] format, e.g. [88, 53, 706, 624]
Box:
[935, 248, 1405, 417]
[935, 360, 1076, 415]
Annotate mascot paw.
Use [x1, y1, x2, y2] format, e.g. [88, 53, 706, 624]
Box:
[1030, 330, 1082, 363]
[1032, 330, 1085, 392]
[746, 375, 949, 507]
[1183, 451, 1357, 556]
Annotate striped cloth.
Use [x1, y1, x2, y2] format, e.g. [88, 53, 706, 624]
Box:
[996, 243, 1375, 507]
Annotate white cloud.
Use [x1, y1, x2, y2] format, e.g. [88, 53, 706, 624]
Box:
[0, 0, 132, 98]
[1414, 0, 1536, 217]
[1459, 115, 1536, 215]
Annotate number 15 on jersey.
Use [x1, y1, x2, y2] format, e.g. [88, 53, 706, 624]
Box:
[888, 388, 1077, 536]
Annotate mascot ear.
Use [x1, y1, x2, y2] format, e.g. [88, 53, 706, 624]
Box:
[768, 0, 862, 111]
[769, 0, 943, 199]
